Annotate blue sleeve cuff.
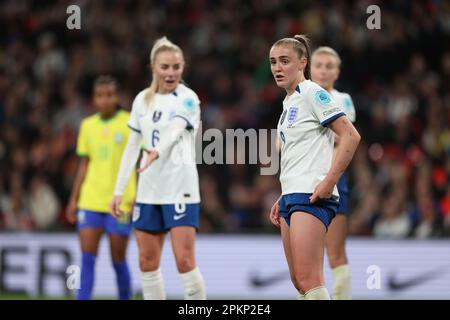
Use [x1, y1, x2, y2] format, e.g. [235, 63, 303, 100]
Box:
[321, 112, 346, 127]
[173, 115, 193, 130]
[128, 124, 141, 133]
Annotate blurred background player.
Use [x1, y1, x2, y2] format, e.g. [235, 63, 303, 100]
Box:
[311, 47, 356, 300]
[269, 35, 360, 300]
[65, 76, 136, 300]
[111, 37, 206, 300]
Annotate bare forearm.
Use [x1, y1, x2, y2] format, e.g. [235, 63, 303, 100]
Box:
[326, 132, 360, 184]
[114, 130, 142, 196]
[69, 158, 88, 203]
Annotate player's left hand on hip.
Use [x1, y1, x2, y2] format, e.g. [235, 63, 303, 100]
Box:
[269, 199, 281, 228]
[137, 149, 159, 173]
[309, 179, 334, 203]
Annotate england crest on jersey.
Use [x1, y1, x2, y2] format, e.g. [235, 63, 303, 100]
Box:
[153, 110, 162, 122]
[287, 107, 298, 127]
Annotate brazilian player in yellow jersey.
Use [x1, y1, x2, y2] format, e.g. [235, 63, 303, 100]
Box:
[65, 76, 136, 300]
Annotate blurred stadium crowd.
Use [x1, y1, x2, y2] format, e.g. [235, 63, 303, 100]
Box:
[0, 0, 449, 237]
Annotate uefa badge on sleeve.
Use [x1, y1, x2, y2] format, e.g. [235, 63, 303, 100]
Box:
[315, 90, 331, 107]
[183, 97, 195, 111]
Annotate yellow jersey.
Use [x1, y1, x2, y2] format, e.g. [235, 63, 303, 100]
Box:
[76, 109, 137, 214]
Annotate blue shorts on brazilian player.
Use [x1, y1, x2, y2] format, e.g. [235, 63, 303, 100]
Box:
[132, 203, 200, 232]
[77, 210, 132, 236]
[278, 193, 339, 229]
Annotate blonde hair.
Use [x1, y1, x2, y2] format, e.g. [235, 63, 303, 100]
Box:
[144, 36, 184, 106]
[311, 46, 342, 68]
[272, 35, 312, 79]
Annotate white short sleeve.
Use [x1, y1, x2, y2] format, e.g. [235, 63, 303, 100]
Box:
[128, 91, 145, 133]
[174, 91, 200, 130]
[342, 93, 356, 123]
[308, 85, 345, 127]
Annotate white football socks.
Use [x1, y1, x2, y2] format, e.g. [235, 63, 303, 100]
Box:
[141, 268, 166, 300]
[179, 266, 206, 300]
[296, 291, 305, 300]
[332, 264, 352, 300]
[304, 286, 331, 300]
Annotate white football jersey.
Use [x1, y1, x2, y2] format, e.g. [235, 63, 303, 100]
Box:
[331, 89, 356, 123]
[128, 83, 201, 204]
[277, 79, 345, 199]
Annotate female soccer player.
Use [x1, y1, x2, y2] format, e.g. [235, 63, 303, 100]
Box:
[66, 75, 136, 300]
[311, 46, 356, 300]
[111, 37, 206, 300]
[269, 35, 360, 300]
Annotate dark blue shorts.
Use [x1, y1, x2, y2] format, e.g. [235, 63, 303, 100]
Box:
[337, 173, 349, 215]
[77, 210, 132, 236]
[279, 193, 339, 229]
[337, 192, 349, 215]
[132, 203, 200, 232]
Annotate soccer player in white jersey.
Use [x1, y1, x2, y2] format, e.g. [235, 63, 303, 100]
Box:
[110, 37, 206, 300]
[269, 35, 360, 300]
[311, 46, 356, 300]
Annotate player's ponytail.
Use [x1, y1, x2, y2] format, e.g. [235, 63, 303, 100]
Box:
[144, 36, 184, 108]
[293, 35, 311, 80]
[272, 34, 312, 80]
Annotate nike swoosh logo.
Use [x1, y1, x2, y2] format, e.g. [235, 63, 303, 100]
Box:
[387, 267, 446, 291]
[251, 266, 447, 290]
[249, 271, 290, 287]
[187, 290, 199, 296]
[174, 214, 187, 221]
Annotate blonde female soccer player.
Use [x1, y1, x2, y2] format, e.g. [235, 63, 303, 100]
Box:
[66, 75, 136, 300]
[111, 37, 206, 300]
[311, 46, 356, 300]
[268, 35, 360, 300]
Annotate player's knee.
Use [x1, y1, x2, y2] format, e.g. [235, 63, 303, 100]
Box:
[111, 251, 126, 263]
[327, 249, 347, 268]
[290, 274, 301, 291]
[293, 268, 321, 293]
[175, 253, 195, 273]
[139, 254, 159, 272]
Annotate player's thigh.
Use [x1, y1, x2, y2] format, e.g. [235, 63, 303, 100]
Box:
[280, 218, 295, 277]
[170, 226, 197, 273]
[104, 214, 132, 262]
[108, 233, 129, 262]
[289, 212, 327, 273]
[77, 210, 105, 254]
[134, 228, 165, 261]
[325, 215, 348, 263]
[79, 228, 104, 254]
[170, 226, 197, 258]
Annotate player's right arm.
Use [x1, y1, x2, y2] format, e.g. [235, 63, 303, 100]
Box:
[111, 130, 142, 218]
[66, 157, 88, 224]
[66, 120, 90, 225]
[111, 94, 143, 218]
